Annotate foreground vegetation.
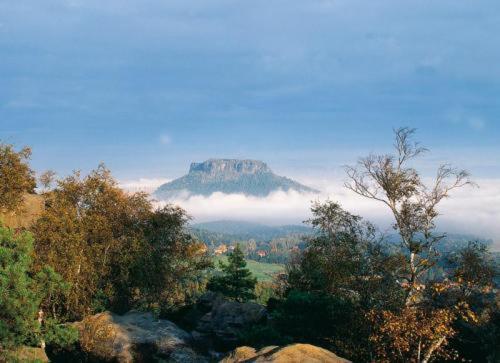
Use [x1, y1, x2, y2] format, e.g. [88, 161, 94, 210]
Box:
[0, 128, 498, 362]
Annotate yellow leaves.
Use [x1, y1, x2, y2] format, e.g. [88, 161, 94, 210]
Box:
[432, 282, 450, 293]
[455, 301, 479, 324]
[368, 306, 458, 362]
[187, 241, 209, 256]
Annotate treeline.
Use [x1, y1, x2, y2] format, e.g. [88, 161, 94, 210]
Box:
[1, 128, 499, 363]
[193, 224, 494, 266]
[191, 224, 309, 264]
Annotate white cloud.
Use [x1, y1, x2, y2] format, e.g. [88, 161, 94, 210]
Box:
[437, 179, 500, 242]
[154, 190, 319, 225]
[119, 178, 170, 194]
[151, 177, 500, 249]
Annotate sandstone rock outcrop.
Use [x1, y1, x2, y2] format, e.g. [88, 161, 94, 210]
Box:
[220, 344, 351, 363]
[74, 310, 206, 363]
[192, 292, 267, 351]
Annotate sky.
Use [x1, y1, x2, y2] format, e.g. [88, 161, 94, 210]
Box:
[1, 1, 499, 244]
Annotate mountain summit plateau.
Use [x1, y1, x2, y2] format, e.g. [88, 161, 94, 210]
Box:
[154, 159, 318, 199]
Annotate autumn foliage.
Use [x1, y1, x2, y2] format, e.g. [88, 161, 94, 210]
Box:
[0, 143, 36, 212]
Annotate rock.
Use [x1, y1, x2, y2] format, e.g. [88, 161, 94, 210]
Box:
[189, 159, 272, 176]
[220, 344, 351, 363]
[197, 291, 226, 312]
[74, 310, 207, 362]
[193, 295, 267, 351]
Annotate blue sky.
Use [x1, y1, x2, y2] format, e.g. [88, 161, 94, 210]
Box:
[1, 0, 499, 181]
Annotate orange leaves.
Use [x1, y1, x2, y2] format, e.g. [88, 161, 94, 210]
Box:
[368, 306, 457, 362]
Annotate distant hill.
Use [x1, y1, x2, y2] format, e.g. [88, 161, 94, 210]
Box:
[191, 220, 312, 242]
[383, 233, 494, 254]
[154, 159, 319, 199]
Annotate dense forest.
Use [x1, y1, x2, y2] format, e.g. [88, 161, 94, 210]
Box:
[0, 128, 498, 362]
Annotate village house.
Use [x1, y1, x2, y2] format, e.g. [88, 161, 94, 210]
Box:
[256, 250, 267, 258]
[214, 244, 228, 255]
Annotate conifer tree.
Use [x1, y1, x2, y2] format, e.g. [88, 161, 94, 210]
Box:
[0, 224, 77, 352]
[208, 244, 257, 302]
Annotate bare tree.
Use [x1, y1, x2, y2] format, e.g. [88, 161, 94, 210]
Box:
[39, 170, 57, 192]
[345, 127, 474, 305]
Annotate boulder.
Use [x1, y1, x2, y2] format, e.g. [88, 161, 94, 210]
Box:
[220, 344, 351, 363]
[192, 294, 267, 351]
[74, 310, 206, 362]
[197, 291, 226, 312]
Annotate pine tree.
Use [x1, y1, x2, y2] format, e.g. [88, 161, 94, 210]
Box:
[208, 244, 257, 302]
[0, 224, 77, 352]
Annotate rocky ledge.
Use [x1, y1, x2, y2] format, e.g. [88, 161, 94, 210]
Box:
[47, 294, 348, 363]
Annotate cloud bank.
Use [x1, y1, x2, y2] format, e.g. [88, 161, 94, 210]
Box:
[123, 177, 500, 249]
[119, 178, 170, 194]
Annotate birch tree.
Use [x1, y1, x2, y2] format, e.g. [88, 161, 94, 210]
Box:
[345, 127, 475, 362]
[345, 127, 473, 305]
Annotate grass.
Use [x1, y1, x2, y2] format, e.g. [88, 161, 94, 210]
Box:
[213, 255, 285, 282]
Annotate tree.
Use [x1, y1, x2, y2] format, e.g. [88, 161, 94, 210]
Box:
[208, 244, 257, 302]
[281, 201, 403, 361]
[447, 241, 497, 296]
[0, 143, 36, 212]
[130, 205, 212, 314]
[345, 127, 474, 305]
[445, 242, 499, 362]
[0, 224, 77, 354]
[344, 127, 475, 362]
[368, 306, 457, 362]
[39, 170, 57, 193]
[33, 164, 210, 320]
[299, 201, 409, 307]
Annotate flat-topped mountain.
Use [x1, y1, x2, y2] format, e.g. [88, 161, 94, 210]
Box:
[154, 159, 319, 199]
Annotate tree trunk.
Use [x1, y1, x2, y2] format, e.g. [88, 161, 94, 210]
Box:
[38, 309, 46, 349]
[422, 336, 446, 363]
[405, 252, 417, 306]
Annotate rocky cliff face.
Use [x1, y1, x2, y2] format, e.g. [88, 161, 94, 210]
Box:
[189, 160, 271, 178]
[154, 159, 318, 199]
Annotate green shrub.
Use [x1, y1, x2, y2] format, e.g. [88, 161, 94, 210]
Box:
[0, 224, 77, 350]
